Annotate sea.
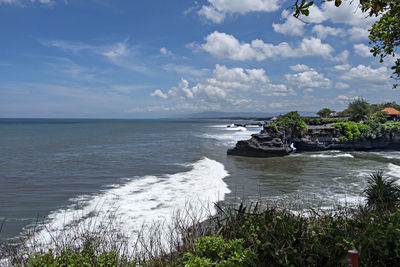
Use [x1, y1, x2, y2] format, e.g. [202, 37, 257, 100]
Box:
[1, 118, 400, 247]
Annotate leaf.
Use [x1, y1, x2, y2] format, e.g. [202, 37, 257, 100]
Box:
[335, 0, 342, 7]
[301, 9, 310, 16]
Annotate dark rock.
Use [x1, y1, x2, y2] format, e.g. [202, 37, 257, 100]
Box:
[227, 123, 400, 157]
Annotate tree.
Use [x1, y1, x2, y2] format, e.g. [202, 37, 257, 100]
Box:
[292, 0, 400, 88]
[277, 111, 307, 137]
[364, 170, 400, 212]
[345, 98, 372, 121]
[317, 108, 335, 118]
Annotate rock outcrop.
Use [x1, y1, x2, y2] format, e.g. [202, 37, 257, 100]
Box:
[227, 123, 400, 157]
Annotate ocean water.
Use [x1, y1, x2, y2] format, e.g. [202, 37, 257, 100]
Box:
[1, 119, 400, 246]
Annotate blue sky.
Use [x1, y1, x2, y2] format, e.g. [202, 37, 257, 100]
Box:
[0, 0, 399, 118]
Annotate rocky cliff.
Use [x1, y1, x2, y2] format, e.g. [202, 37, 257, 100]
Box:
[227, 123, 400, 157]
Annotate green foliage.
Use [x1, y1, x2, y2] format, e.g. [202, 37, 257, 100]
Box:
[277, 111, 307, 137]
[364, 171, 400, 212]
[317, 108, 335, 118]
[303, 117, 348, 125]
[182, 236, 256, 266]
[268, 123, 278, 133]
[334, 121, 370, 141]
[345, 98, 372, 122]
[373, 110, 390, 123]
[26, 245, 135, 267]
[274, 137, 281, 142]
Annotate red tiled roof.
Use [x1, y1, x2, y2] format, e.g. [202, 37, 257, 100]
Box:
[382, 107, 400, 115]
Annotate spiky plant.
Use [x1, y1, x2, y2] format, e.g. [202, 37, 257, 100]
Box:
[364, 171, 400, 212]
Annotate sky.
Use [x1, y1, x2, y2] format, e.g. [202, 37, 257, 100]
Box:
[0, 0, 399, 118]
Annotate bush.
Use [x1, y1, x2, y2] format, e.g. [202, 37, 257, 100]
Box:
[334, 121, 370, 141]
[277, 111, 307, 137]
[182, 236, 256, 266]
[268, 123, 278, 133]
[364, 171, 400, 212]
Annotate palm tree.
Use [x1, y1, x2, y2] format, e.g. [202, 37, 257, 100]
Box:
[364, 171, 400, 212]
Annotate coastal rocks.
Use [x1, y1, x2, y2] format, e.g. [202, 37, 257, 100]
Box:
[228, 123, 400, 157]
[227, 125, 293, 157]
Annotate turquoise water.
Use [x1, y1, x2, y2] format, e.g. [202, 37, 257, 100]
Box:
[1, 119, 400, 245]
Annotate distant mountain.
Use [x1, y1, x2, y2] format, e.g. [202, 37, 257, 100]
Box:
[180, 111, 316, 119]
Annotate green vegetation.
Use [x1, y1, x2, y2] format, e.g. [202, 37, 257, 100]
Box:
[302, 117, 348, 125]
[274, 137, 281, 142]
[364, 171, 400, 212]
[341, 98, 372, 122]
[277, 111, 307, 137]
[317, 108, 335, 118]
[268, 123, 278, 133]
[334, 120, 400, 142]
[334, 121, 369, 141]
[25, 246, 134, 267]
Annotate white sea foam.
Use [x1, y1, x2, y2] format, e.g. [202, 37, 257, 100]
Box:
[387, 164, 400, 186]
[375, 151, 400, 159]
[27, 157, 230, 253]
[202, 126, 261, 146]
[310, 153, 354, 158]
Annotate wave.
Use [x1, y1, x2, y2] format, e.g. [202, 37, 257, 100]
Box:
[27, 157, 230, 252]
[310, 153, 354, 158]
[202, 126, 261, 146]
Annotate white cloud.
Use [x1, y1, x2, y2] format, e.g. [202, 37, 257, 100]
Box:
[285, 69, 332, 89]
[0, 0, 56, 5]
[290, 64, 310, 72]
[40, 39, 147, 72]
[341, 65, 390, 85]
[353, 44, 371, 57]
[201, 31, 335, 61]
[198, 0, 280, 23]
[150, 89, 168, 99]
[312, 25, 345, 39]
[163, 64, 209, 77]
[273, 1, 378, 37]
[333, 64, 351, 72]
[272, 10, 305, 36]
[151, 64, 295, 106]
[160, 47, 173, 57]
[335, 82, 350, 89]
[348, 27, 370, 41]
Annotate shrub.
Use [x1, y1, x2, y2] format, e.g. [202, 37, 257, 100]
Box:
[277, 111, 307, 137]
[364, 171, 400, 212]
[268, 123, 278, 133]
[182, 236, 256, 266]
[334, 121, 370, 141]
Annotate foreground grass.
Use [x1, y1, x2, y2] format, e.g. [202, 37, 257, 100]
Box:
[3, 172, 400, 266]
[3, 204, 400, 266]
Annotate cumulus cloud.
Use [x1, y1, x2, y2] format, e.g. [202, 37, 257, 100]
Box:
[198, 0, 280, 23]
[272, 10, 305, 36]
[285, 68, 332, 89]
[340, 65, 390, 85]
[160, 47, 173, 57]
[333, 64, 351, 72]
[353, 44, 372, 57]
[201, 31, 336, 61]
[150, 89, 168, 99]
[335, 82, 350, 89]
[312, 24, 345, 39]
[273, 1, 378, 37]
[290, 64, 310, 72]
[151, 64, 295, 104]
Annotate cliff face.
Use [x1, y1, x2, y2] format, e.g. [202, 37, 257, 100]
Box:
[227, 123, 400, 157]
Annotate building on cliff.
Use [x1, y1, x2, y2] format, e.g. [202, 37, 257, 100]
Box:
[382, 107, 400, 121]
